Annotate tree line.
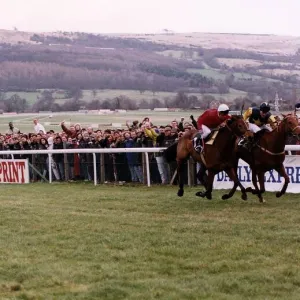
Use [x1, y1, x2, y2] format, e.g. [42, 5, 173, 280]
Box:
[0, 89, 296, 114]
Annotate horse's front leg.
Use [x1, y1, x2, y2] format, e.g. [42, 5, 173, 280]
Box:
[177, 159, 186, 197]
[222, 167, 247, 201]
[196, 163, 207, 187]
[196, 170, 215, 200]
[275, 164, 290, 198]
[248, 168, 260, 195]
[256, 171, 266, 203]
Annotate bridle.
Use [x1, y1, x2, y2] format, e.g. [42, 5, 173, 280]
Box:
[225, 117, 248, 138]
[281, 115, 300, 139]
[256, 115, 300, 155]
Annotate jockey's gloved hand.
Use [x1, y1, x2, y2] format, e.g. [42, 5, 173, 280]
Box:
[190, 115, 194, 120]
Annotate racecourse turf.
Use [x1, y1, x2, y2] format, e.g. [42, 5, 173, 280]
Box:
[1, 183, 300, 299]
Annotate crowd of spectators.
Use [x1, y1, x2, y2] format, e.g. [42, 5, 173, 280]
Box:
[1, 113, 299, 184]
[0, 116, 198, 184]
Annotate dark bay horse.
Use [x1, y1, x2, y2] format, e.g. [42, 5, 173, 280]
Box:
[164, 115, 249, 200]
[223, 114, 300, 202]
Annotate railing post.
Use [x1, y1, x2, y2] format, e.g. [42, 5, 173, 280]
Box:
[31, 154, 37, 182]
[142, 152, 147, 185]
[63, 142, 69, 181]
[100, 153, 105, 184]
[48, 154, 52, 183]
[93, 153, 97, 186]
[145, 152, 151, 187]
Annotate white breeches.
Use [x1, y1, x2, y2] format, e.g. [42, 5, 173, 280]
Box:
[248, 122, 272, 133]
[201, 125, 211, 139]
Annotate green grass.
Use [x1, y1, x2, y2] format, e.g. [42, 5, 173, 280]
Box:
[187, 68, 227, 80]
[187, 68, 282, 84]
[233, 72, 281, 82]
[3, 87, 251, 108]
[4, 92, 40, 105]
[1, 184, 300, 299]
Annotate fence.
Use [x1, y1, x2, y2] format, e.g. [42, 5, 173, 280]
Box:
[1, 145, 300, 187]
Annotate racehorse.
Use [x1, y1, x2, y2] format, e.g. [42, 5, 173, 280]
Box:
[223, 114, 300, 202]
[164, 115, 249, 200]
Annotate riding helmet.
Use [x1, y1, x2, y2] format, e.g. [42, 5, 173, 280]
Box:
[259, 102, 270, 113]
[217, 104, 230, 113]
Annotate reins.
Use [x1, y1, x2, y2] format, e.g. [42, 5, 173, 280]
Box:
[256, 144, 285, 156]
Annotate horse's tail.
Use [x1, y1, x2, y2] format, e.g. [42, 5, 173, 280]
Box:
[163, 142, 178, 163]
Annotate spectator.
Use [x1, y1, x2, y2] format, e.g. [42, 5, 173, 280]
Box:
[124, 132, 143, 183]
[61, 122, 77, 138]
[6, 122, 20, 135]
[156, 126, 177, 184]
[53, 136, 65, 181]
[33, 119, 46, 134]
[142, 122, 158, 147]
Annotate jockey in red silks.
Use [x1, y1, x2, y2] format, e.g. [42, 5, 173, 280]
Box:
[193, 104, 231, 152]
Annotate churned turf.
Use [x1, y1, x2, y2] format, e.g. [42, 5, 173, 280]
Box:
[1, 183, 300, 299]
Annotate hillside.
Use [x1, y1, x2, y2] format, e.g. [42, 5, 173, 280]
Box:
[112, 32, 300, 55]
[0, 29, 299, 112]
[2, 29, 300, 55]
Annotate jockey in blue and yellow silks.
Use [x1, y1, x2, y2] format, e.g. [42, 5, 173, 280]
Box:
[239, 102, 277, 150]
[243, 102, 277, 133]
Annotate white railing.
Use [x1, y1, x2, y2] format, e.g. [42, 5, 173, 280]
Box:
[1, 145, 300, 186]
[0, 148, 164, 187]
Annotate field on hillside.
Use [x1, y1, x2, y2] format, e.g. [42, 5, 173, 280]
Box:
[3, 88, 249, 107]
[116, 32, 300, 55]
[1, 184, 300, 299]
[187, 68, 281, 83]
[217, 58, 263, 68]
[0, 110, 201, 133]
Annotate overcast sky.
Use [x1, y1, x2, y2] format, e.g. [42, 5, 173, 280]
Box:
[0, 0, 299, 36]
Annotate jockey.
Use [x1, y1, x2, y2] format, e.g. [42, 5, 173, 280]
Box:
[193, 104, 231, 152]
[243, 102, 277, 133]
[239, 102, 276, 150]
[295, 103, 300, 115]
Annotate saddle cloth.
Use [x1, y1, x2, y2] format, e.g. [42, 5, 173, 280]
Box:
[205, 130, 219, 145]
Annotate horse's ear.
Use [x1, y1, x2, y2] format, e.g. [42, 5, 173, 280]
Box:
[227, 119, 233, 125]
[282, 113, 286, 118]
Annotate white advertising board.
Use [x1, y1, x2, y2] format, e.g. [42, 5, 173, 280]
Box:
[0, 159, 30, 184]
[214, 156, 300, 193]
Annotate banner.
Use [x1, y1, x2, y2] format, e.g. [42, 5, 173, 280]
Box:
[0, 159, 29, 184]
[214, 156, 300, 193]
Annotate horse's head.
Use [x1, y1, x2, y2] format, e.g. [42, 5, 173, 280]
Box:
[280, 114, 300, 139]
[226, 115, 248, 137]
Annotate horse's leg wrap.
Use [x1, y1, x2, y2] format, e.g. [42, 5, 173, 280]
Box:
[193, 133, 202, 152]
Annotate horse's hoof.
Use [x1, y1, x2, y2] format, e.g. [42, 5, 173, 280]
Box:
[195, 191, 206, 198]
[206, 194, 212, 200]
[177, 190, 184, 197]
[259, 197, 266, 203]
[222, 194, 230, 200]
[276, 192, 282, 198]
[241, 193, 248, 201]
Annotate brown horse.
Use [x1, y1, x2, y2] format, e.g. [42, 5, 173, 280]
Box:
[164, 115, 249, 200]
[223, 114, 300, 202]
